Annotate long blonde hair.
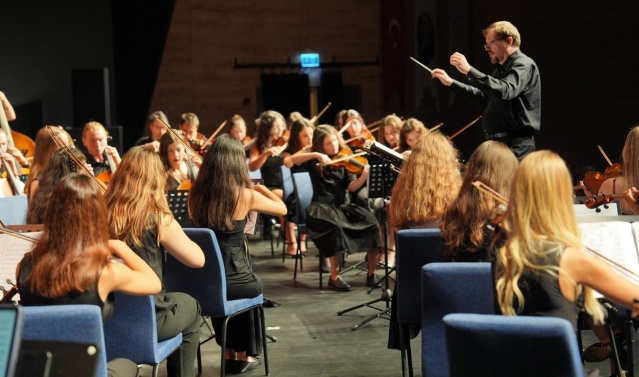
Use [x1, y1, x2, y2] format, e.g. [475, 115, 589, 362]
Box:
[494, 150, 605, 324]
[622, 125, 639, 190]
[389, 131, 461, 228]
[105, 147, 172, 247]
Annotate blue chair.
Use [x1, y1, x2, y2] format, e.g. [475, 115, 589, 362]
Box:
[421, 262, 495, 377]
[395, 228, 444, 377]
[291, 172, 317, 287]
[22, 305, 109, 377]
[0, 195, 28, 225]
[103, 293, 183, 377]
[443, 313, 583, 377]
[280, 165, 294, 261]
[164, 228, 269, 377]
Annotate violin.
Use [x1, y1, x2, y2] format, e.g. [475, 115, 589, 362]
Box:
[581, 163, 623, 194]
[345, 128, 375, 148]
[319, 148, 368, 175]
[583, 191, 639, 212]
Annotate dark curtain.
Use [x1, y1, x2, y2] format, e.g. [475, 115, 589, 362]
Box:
[319, 71, 344, 126]
[260, 73, 310, 118]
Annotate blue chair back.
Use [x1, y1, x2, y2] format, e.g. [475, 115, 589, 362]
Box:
[280, 165, 294, 201]
[247, 158, 262, 180]
[103, 293, 181, 366]
[164, 228, 263, 317]
[443, 313, 583, 377]
[0, 196, 28, 225]
[291, 172, 312, 230]
[396, 228, 444, 325]
[22, 305, 108, 377]
[421, 262, 495, 377]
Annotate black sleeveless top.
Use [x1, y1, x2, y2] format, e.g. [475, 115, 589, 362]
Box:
[514, 242, 584, 331]
[213, 218, 257, 286]
[128, 228, 175, 321]
[17, 254, 114, 323]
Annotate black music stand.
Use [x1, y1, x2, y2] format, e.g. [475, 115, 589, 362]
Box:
[337, 159, 399, 330]
[167, 190, 193, 228]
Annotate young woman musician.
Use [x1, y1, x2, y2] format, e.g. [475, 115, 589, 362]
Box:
[341, 109, 375, 148]
[281, 118, 328, 257]
[189, 134, 286, 373]
[159, 132, 199, 190]
[229, 114, 252, 148]
[27, 148, 91, 224]
[105, 147, 205, 377]
[439, 141, 518, 262]
[398, 118, 427, 156]
[24, 126, 74, 199]
[494, 150, 639, 376]
[17, 174, 162, 377]
[378, 114, 402, 150]
[303, 125, 381, 290]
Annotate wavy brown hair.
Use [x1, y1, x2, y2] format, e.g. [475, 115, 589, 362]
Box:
[189, 134, 252, 231]
[105, 147, 172, 247]
[399, 118, 427, 152]
[439, 141, 518, 259]
[25, 126, 74, 195]
[378, 114, 402, 148]
[389, 131, 461, 228]
[255, 110, 285, 153]
[27, 148, 87, 224]
[26, 174, 111, 298]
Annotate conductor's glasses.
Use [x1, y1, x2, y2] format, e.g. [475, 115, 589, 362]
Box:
[484, 37, 507, 49]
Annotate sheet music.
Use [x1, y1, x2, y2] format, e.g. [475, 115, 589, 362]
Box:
[0, 232, 41, 287]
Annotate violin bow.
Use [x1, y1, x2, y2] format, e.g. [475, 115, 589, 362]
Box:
[583, 246, 639, 285]
[45, 126, 107, 193]
[310, 102, 332, 124]
[155, 115, 204, 161]
[337, 121, 351, 135]
[201, 120, 227, 150]
[0, 226, 39, 243]
[448, 115, 482, 140]
[365, 116, 386, 131]
[471, 180, 509, 205]
[429, 122, 444, 132]
[597, 145, 614, 166]
[326, 151, 368, 166]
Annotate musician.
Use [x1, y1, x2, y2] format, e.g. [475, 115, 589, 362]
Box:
[398, 118, 426, 157]
[431, 21, 540, 160]
[387, 131, 462, 350]
[378, 114, 401, 150]
[133, 111, 169, 152]
[282, 118, 329, 258]
[229, 114, 251, 147]
[158, 132, 199, 190]
[439, 141, 518, 262]
[17, 174, 161, 377]
[248, 110, 286, 197]
[189, 134, 286, 374]
[304, 125, 381, 291]
[105, 147, 205, 377]
[24, 126, 74, 198]
[0, 91, 16, 121]
[27, 148, 91, 224]
[178, 112, 206, 151]
[81, 121, 121, 177]
[494, 150, 639, 376]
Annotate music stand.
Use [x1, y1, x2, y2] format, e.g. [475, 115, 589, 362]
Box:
[167, 190, 193, 228]
[337, 147, 401, 330]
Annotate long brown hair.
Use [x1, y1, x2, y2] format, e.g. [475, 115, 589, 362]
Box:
[189, 134, 252, 231]
[284, 117, 314, 155]
[389, 131, 461, 228]
[255, 110, 285, 152]
[105, 147, 172, 247]
[26, 174, 111, 298]
[25, 126, 74, 195]
[439, 141, 518, 258]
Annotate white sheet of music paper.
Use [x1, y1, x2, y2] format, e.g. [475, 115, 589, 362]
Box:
[0, 232, 41, 290]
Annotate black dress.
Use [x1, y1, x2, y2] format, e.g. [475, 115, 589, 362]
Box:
[260, 154, 283, 191]
[304, 162, 380, 258]
[210, 218, 263, 356]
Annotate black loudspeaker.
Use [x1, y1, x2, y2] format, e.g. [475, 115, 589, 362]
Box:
[72, 68, 111, 129]
[66, 126, 124, 156]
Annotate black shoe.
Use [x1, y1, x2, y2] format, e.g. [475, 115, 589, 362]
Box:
[224, 359, 235, 374]
[263, 299, 281, 308]
[366, 273, 380, 287]
[235, 358, 262, 374]
[328, 276, 351, 291]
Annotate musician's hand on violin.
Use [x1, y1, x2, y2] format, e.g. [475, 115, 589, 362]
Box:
[431, 68, 453, 87]
[143, 140, 161, 153]
[315, 153, 332, 165]
[266, 146, 283, 157]
[623, 187, 639, 215]
[578, 181, 595, 197]
[450, 52, 471, 75]
[190, 154, 202, 168]
[106, 146, 122, 165]
[82, 163, 94, 177]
